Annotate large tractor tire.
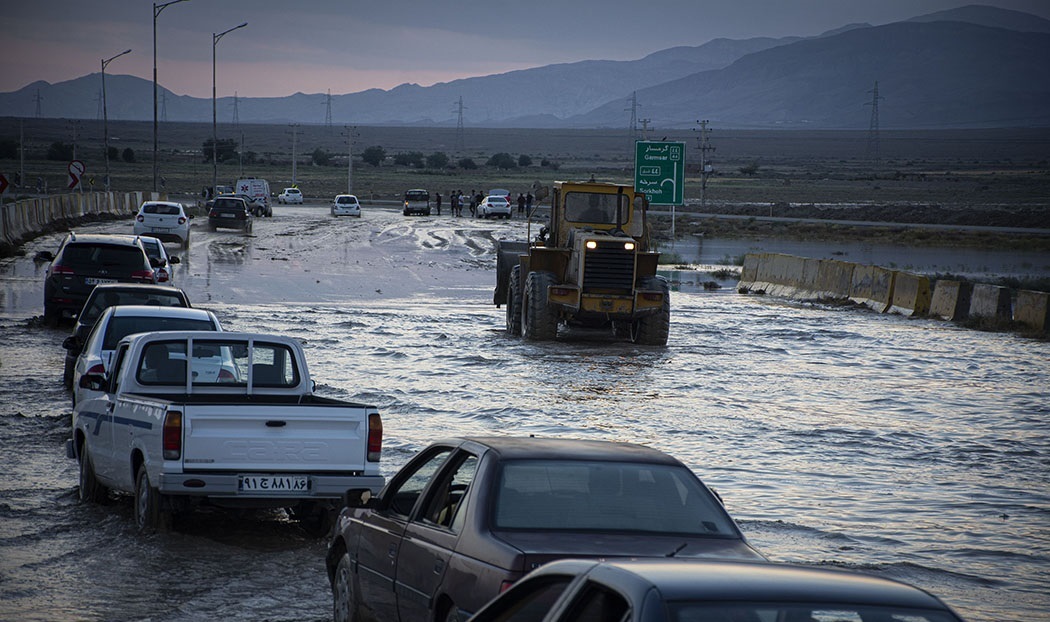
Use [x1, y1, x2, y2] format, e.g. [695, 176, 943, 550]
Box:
[522, 271, 558, 341]
[506, 265, 522, 336]
[632, 276, 670, 346]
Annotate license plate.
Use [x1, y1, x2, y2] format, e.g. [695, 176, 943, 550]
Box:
[221, 213, 235, 218]
[85, 277, 117, 285]
[238, 475, 309, 493]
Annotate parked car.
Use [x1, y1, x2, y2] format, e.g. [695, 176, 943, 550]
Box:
[331, 194, 362, 217]
[326, 436, 763, 622]
[61, 283, 191, 388]
[208, 196, 254, 232]
[279, 187, 304, 204]
[233, 193, 271, 217]
[40, 233, 157, 326]
[132, 201, 192, 247]
[469, 558, 965, 622]
[478, 195, 512, 219]
[138, 236, 180, 285]
[70, 304, 222, 409]
[403, 189, 431, 216]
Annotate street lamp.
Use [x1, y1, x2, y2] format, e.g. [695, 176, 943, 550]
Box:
[153, 0, 190, 195]
[213, 22, 247, 195]
[102, 48, 132, 192]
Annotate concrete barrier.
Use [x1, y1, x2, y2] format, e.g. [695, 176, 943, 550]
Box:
[738, 253, 763, 292]
[929, 280, 973, 321]
[969, 284, 1012, 320]
[1, 192, 149, 250]
[1014, 290, 1050, 333]
[888, 271, 932, 317]
[849, 264, 895, 312]
[814, 259, 855, 300]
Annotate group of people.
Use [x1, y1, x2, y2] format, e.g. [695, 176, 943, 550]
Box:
[433, 190, 534, 217]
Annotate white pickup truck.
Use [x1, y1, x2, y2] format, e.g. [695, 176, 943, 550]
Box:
[68, 331, 384, 534]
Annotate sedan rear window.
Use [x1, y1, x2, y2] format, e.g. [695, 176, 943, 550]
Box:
[494, 460, 737, 536]
[104, 316, 217, 350]
[143, 204, 181, 215]
[61, 245, 148, 271]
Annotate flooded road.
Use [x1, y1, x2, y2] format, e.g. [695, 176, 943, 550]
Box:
[1, 206, 1047, 621]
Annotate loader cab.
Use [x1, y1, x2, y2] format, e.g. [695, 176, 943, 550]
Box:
[548, 182, 648, 249]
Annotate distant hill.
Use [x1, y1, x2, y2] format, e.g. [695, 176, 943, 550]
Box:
[571, 20, 1050, 129]
[1, 4, 1048, 129]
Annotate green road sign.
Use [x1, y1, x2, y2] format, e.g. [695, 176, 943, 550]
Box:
[634, 141, 685, 205]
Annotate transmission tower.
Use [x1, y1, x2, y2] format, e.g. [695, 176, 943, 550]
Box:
[625, 91, 639, 139]
[639, 118, 652, 140]
[232, 91, 240, 125]
[694, 119, 716, 210]
[95, 89, 103, 120]
[452, 96, 466, 151]
[161, 91, 168, 122]
[34, 89, 43, 118]
[866, 81, 883, 173]
[324, 89, 333, 129]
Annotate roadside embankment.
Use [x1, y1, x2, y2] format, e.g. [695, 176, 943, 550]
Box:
[738, 252, 1049, 335]
[0, 192, 157, 257]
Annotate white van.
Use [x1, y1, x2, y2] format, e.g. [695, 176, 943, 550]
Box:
[235, 178, 272, 217]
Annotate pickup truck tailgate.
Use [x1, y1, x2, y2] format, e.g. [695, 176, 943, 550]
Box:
[181, 404, 370, 472]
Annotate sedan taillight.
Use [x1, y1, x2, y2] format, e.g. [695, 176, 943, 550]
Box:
[131, 269, 156, 282]
[177, 217, 186, 225]
[136, 215, 144, 222]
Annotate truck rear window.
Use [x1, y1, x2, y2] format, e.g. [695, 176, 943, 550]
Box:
[137, 340, 300, 387]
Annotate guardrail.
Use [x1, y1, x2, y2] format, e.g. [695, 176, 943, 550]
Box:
[1, 192, 158, 252]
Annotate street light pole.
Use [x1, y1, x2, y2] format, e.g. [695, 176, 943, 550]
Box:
[213, 22, 247, 195]
[102, 48, 132, 193]
[153, 0, 190, 195]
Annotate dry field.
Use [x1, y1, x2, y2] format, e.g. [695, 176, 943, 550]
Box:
[2, 118, 1048, 249]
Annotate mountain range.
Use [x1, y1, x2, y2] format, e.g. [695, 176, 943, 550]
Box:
[2, 4, 1048, 129]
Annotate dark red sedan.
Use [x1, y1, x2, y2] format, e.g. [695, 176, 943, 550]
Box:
[325, 436, 764, 622]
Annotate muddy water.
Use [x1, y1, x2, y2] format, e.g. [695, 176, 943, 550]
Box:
[1, 206, 1047, 621]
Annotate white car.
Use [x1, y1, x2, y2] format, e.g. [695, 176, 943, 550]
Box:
[331, 194, 362, 217]
[71, 305, 222, 408]
[133, 201, 192, 247]
[278, 188, 304, 204]
[138, 236, 180, 285]
[478, 195, 512, 219]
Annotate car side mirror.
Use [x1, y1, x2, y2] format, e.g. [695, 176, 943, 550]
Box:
[150, 258, 164, 268]
[188, 214, 195, 219]
[343, 488, 374, 508]
[79, 373, 106, 391]
[62, 336, 78, 350]
[169, 256, 181, 264]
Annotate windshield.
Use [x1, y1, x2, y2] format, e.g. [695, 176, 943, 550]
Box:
[564, 192, 629, 224]
[494, 460, 737, 536]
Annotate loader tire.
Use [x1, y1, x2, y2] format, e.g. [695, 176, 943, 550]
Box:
[506, 265, 522, 336]
[632, 276, 670, 346]
[522, 271, 558, 341]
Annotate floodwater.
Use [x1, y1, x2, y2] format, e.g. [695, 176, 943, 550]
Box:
[1, 206, 1047, 622]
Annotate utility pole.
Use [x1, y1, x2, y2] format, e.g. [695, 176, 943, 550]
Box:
[34, 89, 43, 118]
[343, 125, 357, 194]
[866, 81, 883, 175]
[639, 118, 652, 140]
[452, 96, 466, 152]
[694, 119, 715, 211]
[324, 89, 333, 129]
[161, 91, 168, 122]
[232, 91, 239, 125]
[19, 120, 25, 192]
[289, 123, 300, 185]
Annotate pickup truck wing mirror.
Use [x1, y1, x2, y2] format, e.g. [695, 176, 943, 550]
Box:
[343, 488, 375, 509]
[79, 373, 106, 391]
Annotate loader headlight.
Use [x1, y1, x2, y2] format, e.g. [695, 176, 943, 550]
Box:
[624, 242, 636, 250]
[585, 241, 597, 249]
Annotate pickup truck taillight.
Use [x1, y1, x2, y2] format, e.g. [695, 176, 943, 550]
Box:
[367, 413, 382, 462]
[163, 410, 182, 460]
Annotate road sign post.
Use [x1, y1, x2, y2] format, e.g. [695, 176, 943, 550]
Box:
[68, 160, 86, 190]
[635, 140, 685, 246]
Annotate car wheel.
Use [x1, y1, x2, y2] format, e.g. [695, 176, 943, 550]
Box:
[506, 265, 522, 336]
[134, 465, 171, 532]
[78, 446, 108, 504]
[333, 553, 358, 622]
[631, 276, 671, 346]
[444, 606, 462, 622]
[295, 503, 336, 538]
[43, 303, 59, 328]
[522, 271, 558, 341]
[182, 232, 190, 249]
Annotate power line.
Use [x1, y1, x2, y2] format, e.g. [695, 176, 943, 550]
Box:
[625, 91, 639, 139]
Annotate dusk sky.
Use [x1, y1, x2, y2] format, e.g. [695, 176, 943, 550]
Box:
[6, 0, 1050, 98]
